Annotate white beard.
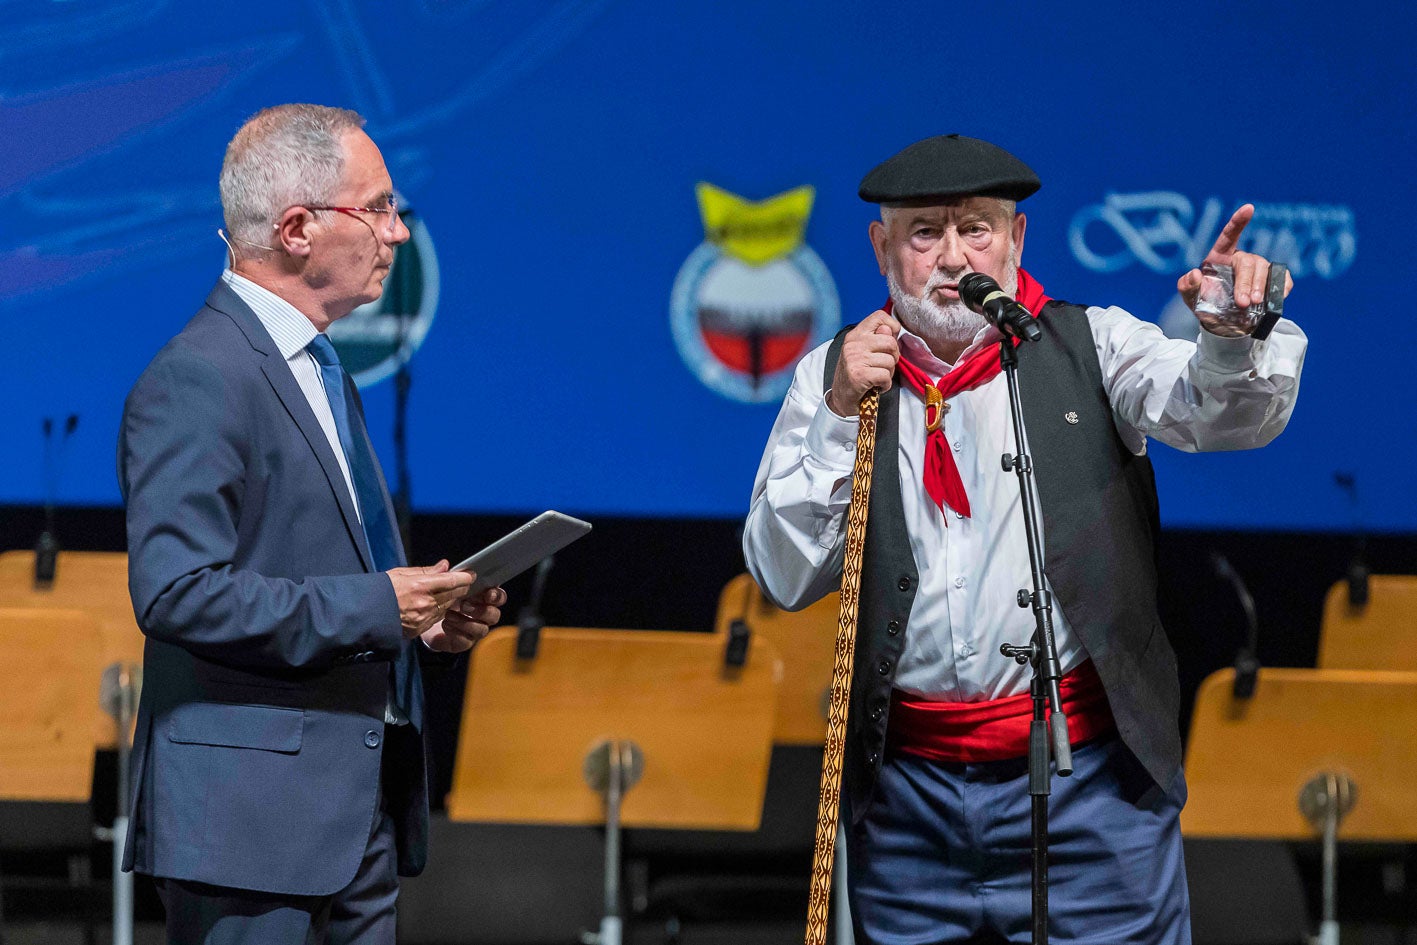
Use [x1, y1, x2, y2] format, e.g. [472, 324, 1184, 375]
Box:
[888, 255, 1020, 354]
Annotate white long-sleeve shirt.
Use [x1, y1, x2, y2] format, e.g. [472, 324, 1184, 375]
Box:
[743, 305, 1307, 703]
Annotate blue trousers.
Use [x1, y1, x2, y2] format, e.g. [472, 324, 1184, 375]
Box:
[154, 749, 401, 945]
[844, 735, 1191, 945]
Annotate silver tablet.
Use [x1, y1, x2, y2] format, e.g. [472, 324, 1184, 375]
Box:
[450, 511, 592, 592]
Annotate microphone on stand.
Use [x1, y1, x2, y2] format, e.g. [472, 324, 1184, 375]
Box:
[958, 273, 1042, 342]
[1212, 553, 1261, 699]
[516, 555, 555, 660]
[35, 414, 78, 589]
[1333, 472, 1369, 607]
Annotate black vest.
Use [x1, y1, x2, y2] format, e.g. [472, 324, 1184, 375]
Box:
[824, 301, 1179, 821]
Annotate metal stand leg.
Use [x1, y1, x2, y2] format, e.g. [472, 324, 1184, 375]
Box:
[111, 815, 131, 945]
[101, 663, 140, 945]
[584, 740, 643, 945]
[833, 822, 854, 945]
[601, 747, 623, 945]
[1301, 773, 1356, 945]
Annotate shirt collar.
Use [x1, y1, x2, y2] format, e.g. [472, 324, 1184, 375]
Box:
[222, 269, 321, 360]
[895, 322, 1001, 375]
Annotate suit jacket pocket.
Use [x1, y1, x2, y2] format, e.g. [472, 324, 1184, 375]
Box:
[167, 701, 304, 753]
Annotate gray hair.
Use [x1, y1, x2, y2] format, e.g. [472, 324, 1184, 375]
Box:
[219, 104, 366, 245]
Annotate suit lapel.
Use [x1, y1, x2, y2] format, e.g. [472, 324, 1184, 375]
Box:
[205, 281, 376, 573]
[262, 361, 376, 572]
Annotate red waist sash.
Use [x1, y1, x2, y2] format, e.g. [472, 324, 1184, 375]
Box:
[886, 660, 1115, 764]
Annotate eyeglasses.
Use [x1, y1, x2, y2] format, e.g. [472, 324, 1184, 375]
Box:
[278, 195, 402, 237]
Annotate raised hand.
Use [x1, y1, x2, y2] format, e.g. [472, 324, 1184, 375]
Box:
[1177, 204, 1294, 337]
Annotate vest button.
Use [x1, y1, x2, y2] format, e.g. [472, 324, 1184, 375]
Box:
[871, 705, 884, 722]
[364, 730, 381, 749]
[887, 620, 900, 635]
[867, 751, 879, 767]
[878, 659, 891, 676]
[897, 576, 912, 592]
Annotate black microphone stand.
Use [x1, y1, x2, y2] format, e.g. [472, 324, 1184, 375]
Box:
[516, 556, 554, 660]
[994, 334, 1073, 945]
[34, 414, 78, 589]
[1212, 554, 1261, 699]
[392, 342, 414, 555]
[1333, 472, 1369, 607]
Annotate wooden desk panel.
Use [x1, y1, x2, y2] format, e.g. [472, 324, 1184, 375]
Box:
[0, 608, 104, 801]
[0, 551, 143, 748]
[1319, 575, 1417, 672]
[714, 573, 837, 746]
[1183, 667, 1417, 841]
[449, 627, 780, 830]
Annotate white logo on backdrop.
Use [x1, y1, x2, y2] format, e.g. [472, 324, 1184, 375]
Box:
[1069, 192, 1356, 279]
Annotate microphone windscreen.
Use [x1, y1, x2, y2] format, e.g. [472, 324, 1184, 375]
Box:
[957, 273, 998, 310]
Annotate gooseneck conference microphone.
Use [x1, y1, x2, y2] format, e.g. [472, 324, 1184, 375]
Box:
[1212, 552, 1262, 699]
[958, 273, 1042, 343]
[35, 413, 79, 588]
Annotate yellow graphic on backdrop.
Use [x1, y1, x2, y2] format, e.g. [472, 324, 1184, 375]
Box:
[695, 183, 815, 266]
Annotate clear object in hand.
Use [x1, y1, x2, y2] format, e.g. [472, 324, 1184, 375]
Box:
[1194, 263, 1261, 333]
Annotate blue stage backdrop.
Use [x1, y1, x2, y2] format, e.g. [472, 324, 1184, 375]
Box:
[3, 1, 1413, 532]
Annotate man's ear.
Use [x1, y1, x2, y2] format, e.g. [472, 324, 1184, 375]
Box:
[1012, 212, 1027, 265]
[868, 219, 889, 277]
[274, 208, 316, 258]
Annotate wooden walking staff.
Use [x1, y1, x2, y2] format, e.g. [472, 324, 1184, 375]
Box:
[803, 388, 880, 945]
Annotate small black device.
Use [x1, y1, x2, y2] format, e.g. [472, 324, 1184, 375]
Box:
[1249, 262, 1288, 342]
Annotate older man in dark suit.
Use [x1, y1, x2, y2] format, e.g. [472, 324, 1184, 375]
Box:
[119, 103, 503, 944]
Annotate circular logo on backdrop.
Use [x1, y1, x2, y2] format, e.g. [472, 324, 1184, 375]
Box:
[328, 208, 441, 388]
[670, 183, 839, 403]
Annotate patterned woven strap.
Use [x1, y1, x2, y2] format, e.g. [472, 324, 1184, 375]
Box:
[804, 389, 879, 945]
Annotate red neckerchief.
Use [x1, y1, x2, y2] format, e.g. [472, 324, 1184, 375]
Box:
[887, 269, 1052, 521]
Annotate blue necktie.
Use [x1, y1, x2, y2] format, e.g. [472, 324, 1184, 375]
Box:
[306, 334, 401, 572]
[307, 334, 421, 722]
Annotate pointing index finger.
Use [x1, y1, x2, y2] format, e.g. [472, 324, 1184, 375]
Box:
[1206, 204, 1255, 262]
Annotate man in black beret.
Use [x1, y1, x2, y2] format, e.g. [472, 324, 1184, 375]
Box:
[744, 134, 1308, 943]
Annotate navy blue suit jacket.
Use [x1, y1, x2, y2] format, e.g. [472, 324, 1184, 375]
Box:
[119, 280, 431, 896]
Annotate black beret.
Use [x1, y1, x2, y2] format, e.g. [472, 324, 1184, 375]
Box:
[858, 134, 1040, 204]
